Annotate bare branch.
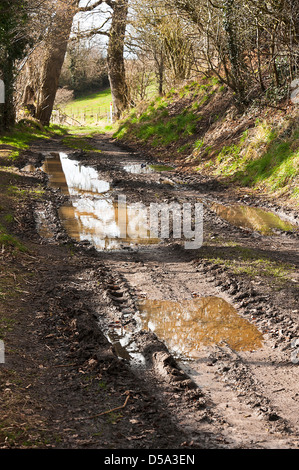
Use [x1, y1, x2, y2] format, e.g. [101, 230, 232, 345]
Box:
[78, 0, 114, 12]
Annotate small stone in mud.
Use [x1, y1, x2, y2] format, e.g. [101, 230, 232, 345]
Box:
[267, 412, 280, 421]
[109, 290, 123, 298]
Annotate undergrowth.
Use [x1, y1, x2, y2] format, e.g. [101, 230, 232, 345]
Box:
[114, 76, 299, 202]
[209, 118, 299, 199]
[113, 78, 221, 147]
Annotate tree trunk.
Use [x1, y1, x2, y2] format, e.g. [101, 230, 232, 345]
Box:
[223, 0, 247, 111]
[107, 0, 129, 119]
[0, 59, 16, 130]
[22, 1, 78, 126]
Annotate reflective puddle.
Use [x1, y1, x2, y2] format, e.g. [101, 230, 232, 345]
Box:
[123, 163, 175, 174]
[138, 297, 264, 359]
[106, 328, 146, 367]
[149, 164, 175, 172]
[42, 153, 110, 196]
[209, 202, 297, 234]
[123, 163, 153, 174]
[21, 164, 37, 173]
[41, 152, 159, 250]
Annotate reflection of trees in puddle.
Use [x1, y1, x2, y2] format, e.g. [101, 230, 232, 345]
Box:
[210, 202, 296, 234]
[107, 329, 145, 365]
[59, 199, 154, 250]
[42, 152, 110, 196]
[123, 163, 175, 174]
[41, 152, 158, 250]
[138, 298, 264, 359]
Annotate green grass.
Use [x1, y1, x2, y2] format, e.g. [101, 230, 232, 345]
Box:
[0, 122, 67, 162]
[114, 98, 200, 147]
[198, 119, 299, 200]
[113, 77, 226, 151]
[61, 88, 113, 124]
[111, 76, 298, 202]
[0, 125, 48, 161]
[62, 135, 102, 153]
[0, 222, 27, 252]
[203, 243, 294, 281]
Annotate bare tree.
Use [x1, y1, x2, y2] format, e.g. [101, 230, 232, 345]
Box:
[107, 0, 129, 118]
[21, 0, 130, 125]
[128, 0, 197, 99]
[21, 0, 79, 126]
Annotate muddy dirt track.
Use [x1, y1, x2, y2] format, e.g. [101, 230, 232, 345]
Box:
[1, 132, 299, 451]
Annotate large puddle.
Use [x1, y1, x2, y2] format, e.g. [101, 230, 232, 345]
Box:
[40, 153, 159, 250]
[138, 297, 264, 359]
[209, 201, 297, 234]
[32, 153, 266, 365]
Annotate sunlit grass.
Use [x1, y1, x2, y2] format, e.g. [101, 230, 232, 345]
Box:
[198, 119, 299, 200]
[203, 244, 294, 281]
[61, 88, 113, 124]
[0, 122, 67, 162]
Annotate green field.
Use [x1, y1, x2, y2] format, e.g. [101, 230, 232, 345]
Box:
[60, 88, 113, 125]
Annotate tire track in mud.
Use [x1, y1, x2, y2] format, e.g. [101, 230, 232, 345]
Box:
[24, 135, 299, 448]
[101, 248, 299, 449]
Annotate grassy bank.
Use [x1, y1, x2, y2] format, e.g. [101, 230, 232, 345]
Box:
[0, 121, 68, 256]
[113, 78, 299, 205]
[0, 121, 66, 162]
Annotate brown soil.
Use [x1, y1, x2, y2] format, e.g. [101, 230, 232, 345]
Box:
[0, 133, 298, 454]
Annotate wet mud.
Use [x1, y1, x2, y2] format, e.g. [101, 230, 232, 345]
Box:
[2, 132, 299, 449]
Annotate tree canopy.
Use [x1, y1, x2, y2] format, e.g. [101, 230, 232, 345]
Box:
[0, 0, 298, 128]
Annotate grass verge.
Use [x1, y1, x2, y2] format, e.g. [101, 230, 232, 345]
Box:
[0, 122, 67, 163]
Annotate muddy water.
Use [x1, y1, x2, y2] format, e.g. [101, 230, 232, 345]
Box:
[209, 201, 297, 234]
[138, 297, 264, 359]
[41, 153, 159, 250]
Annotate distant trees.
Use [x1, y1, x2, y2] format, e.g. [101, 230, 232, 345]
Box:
[77, 0, 130, 119]
[20, 0, 129, 124]
[1, 0, 298, 130]
[128, 0, 195, 96]
[21, 0, 78, 126]
[59, 40, 109, 95]
[127, 0, 298, 110]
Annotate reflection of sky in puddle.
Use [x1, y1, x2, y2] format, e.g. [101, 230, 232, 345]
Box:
[42, 153, 110, 196]
[123, 163, 153, 174]
[138, 297, 264, 359]
[123, 163, 175, 174]
[210, 202, 297, 234]
[107, 328, 146, 367]
[42, 152, 158, 250]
